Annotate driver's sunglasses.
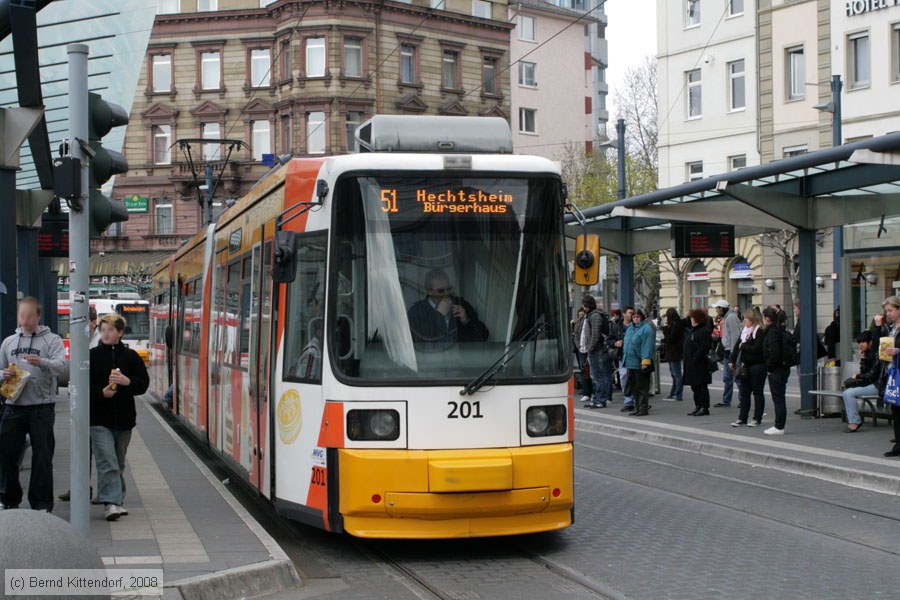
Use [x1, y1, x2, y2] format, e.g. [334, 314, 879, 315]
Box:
[431, 286, 453, 294]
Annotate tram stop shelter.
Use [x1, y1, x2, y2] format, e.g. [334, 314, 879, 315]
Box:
[567, 131, 900, 415]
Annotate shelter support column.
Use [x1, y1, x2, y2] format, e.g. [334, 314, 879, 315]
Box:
[798, 228, 818, 416]
[619, 254, 634, 309]
[0, 166, 17, 337]
[17, 226, 39, 298]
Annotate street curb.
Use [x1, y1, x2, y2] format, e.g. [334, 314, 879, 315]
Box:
[169, 559, 302, 600]
[576, 420, 900, 496]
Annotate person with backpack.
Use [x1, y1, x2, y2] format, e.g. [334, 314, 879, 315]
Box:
[762, 307, 791, 435]
[581, 295, 612, 409]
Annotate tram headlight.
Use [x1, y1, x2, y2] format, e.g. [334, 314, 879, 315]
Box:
[347, 409, 400, 441]
[525, 405, 567, 438]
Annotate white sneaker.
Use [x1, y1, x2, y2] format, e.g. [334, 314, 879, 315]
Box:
[118, 505, 128, 516]
[764, 426, 784, 436]
[580, 395, 591, 403]
[104, 504, 121, 521]
[730, 420, 746, 427]
[748, 419, 761, 427]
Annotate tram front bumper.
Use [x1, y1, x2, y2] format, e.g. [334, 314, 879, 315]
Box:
[338, 443, 573, 538]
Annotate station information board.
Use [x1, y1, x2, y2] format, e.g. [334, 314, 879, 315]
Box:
[38, 214, 70, 258]
[671, 224, 735, 258]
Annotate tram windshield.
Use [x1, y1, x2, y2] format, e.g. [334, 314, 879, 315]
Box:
[329, 173, 568, 384]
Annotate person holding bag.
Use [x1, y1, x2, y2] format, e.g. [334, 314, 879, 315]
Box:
[623, 308, 655, 417]
[879, 296, 900, 457]
[730, 308, 767, 427]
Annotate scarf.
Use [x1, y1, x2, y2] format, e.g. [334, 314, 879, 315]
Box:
[740, 325, 758, 344]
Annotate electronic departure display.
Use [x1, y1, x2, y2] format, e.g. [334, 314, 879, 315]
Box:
[671, 224, 735, 258]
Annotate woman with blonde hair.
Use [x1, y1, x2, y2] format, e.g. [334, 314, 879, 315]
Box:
[729, 307, 767, 427]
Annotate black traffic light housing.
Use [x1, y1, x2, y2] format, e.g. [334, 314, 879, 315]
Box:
[88, 92, 130, 237]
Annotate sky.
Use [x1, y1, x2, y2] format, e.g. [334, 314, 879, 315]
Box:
[603, 0, 658, 128]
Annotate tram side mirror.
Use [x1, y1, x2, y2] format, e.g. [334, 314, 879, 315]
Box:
[272, 230, 297, 284]
[574, 233, 599, 286]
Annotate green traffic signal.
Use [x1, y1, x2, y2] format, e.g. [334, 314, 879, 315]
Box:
[87, 92, 130, 236]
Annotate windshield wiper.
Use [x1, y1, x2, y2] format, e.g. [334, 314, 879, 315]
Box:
[460, 314, 546, 396]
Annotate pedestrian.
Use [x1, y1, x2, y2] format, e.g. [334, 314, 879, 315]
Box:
[0, 296, 67, 511]
[90, 313, 149, 521]
[683, 308, 713, 416]
[610, 306, 635, 411]
[581, 295, 612, 409]
[879, 296, 900, 458]
[841, 330, 883, 433]
[571, 308, 592, 403]
[730, 308, 767, 427]
[661, 308, 685, 401]
[824, 307, 840, 362]
[762, 307, 790, 435]
[623, 308, 655, 417]
[711, 299, 741, 408]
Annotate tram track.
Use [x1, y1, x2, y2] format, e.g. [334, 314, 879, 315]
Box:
[575, 440, 900, 557]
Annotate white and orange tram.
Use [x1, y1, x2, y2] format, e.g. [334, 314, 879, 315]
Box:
[148, 116, 581, 538]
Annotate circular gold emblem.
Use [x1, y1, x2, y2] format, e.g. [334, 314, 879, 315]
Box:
[277, 389, 302, 444]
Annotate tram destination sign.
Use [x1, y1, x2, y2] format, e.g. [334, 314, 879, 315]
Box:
[380, 187, 514, 215]
[671, 224, 735, 258]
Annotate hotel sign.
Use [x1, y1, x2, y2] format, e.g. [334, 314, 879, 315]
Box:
[846, 0, 899, 16]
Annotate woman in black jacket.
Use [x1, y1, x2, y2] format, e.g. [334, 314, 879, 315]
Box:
[683, 308, 712, 416]
[762, 307, 790, 435]
[729, 308, 767, 427]
[90, 313, 150, 521]
[662, 308, 686, 401]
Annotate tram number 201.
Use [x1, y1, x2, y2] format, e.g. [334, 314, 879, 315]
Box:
[447, 400, 483, 419]
[310, 466, 326, 487]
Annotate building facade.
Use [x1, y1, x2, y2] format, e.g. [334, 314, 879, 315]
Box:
[99, 0, 514, 258]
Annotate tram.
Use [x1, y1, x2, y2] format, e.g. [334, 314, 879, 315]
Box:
[59, 295, 151, 364]
[148, 116, 591, 538]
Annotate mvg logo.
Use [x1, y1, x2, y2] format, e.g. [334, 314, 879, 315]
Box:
[311, 447, 326, 465]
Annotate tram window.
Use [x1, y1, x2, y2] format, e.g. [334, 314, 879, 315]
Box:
[239, 256, 252, 370]
[283, 231, 327, 383]
[226, 260, 241, 365]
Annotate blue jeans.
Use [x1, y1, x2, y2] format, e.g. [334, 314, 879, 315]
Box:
[0, 404, 55, 511]
[588, 351, 613, 404]
[90, 426, 132, 506]
[721, 350, 735, 405]
[842, 384, 877, 426]
[668, 359, 683, 400]
[620, 360, 633, 406]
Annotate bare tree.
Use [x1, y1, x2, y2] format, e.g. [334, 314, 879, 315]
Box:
[659, 254, 690, 315]
[611, 56, 658, 172]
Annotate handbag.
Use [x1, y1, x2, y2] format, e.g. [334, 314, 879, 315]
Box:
[842, 377, 865, 389]
[884, 355, 900, 406]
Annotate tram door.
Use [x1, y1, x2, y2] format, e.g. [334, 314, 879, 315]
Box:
[248, 240, 274, 492]
[208, 249, 228, 450]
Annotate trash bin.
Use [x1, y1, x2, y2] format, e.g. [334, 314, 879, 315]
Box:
[818, 365, 843, 416]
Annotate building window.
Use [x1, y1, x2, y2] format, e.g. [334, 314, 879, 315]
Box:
[251, 120, 271, 160]
[482, 56, 498, 95]
[518, 61, 536, 87]
[155, 202, 173, 235]
[686, 0, 700, 27]
[159, 0, 179, 13]
[783, 145, 807, 158]
[442, 50, 459, 90]
[280, 115, 292, 154]
[518, 15, 535, 41]
[152, 55, 172, 92]
[787, 45, 804, 101]
[201, 51, 221, 90]
[305, 37, 326, 78]
[728, 0, 743, 17]
[729, 154, 746, 171]
[686, 69, 701, 118]
[728, 59, 745, 110]
[280, 40, 292, 81]
[472, 0, 491, 18]
[260, 0, 278, 5]
[307, 111, 326, 154]
[848, 32, 870, 89]
[346, 110, 363, 151]
[198, 0, 217, 11]
[686, 161, 703, 182]
[250, 48, 271, 88]
[893, 23, 900, 83]
[201, 122, 221, 161]
[519, 108, 536, 133]
[400, 44, 416, 83]
[430, 0, 443, 8]
[153, 125, 171, 164]
[343, 37, 362, 78]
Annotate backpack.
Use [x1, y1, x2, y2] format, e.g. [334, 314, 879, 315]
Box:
[780, 328, 798, 368]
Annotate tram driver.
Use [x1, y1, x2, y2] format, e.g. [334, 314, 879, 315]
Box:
[407, 268, 488, 352]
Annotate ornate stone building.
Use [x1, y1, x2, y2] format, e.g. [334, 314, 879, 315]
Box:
[97, 0, 513, 257]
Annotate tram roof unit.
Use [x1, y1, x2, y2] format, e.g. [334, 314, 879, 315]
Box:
[356, 115, 514, 154]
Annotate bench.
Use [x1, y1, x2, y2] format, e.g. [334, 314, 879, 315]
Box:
[808, 361, 894, 426]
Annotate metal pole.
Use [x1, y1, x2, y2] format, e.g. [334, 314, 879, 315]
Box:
[798, 228, 818, 417]
[205, 164, 213, 225]
[614, 118, 634, 308]
[67, 43, 91, 537]
[0, 166, 17, 338]
[615, 118, 626, 201]
[17, 226, 40, 298]
[831, 75, 843, 320]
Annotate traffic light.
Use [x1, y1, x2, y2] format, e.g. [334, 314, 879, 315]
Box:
[88, 92, 130, 236]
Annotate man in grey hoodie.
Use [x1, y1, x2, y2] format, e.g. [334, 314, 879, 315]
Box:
[711, 299, 742, 408]
[0, 297, 67, 511]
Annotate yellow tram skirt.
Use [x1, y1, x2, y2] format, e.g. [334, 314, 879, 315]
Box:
[338, 443, 573, 539]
